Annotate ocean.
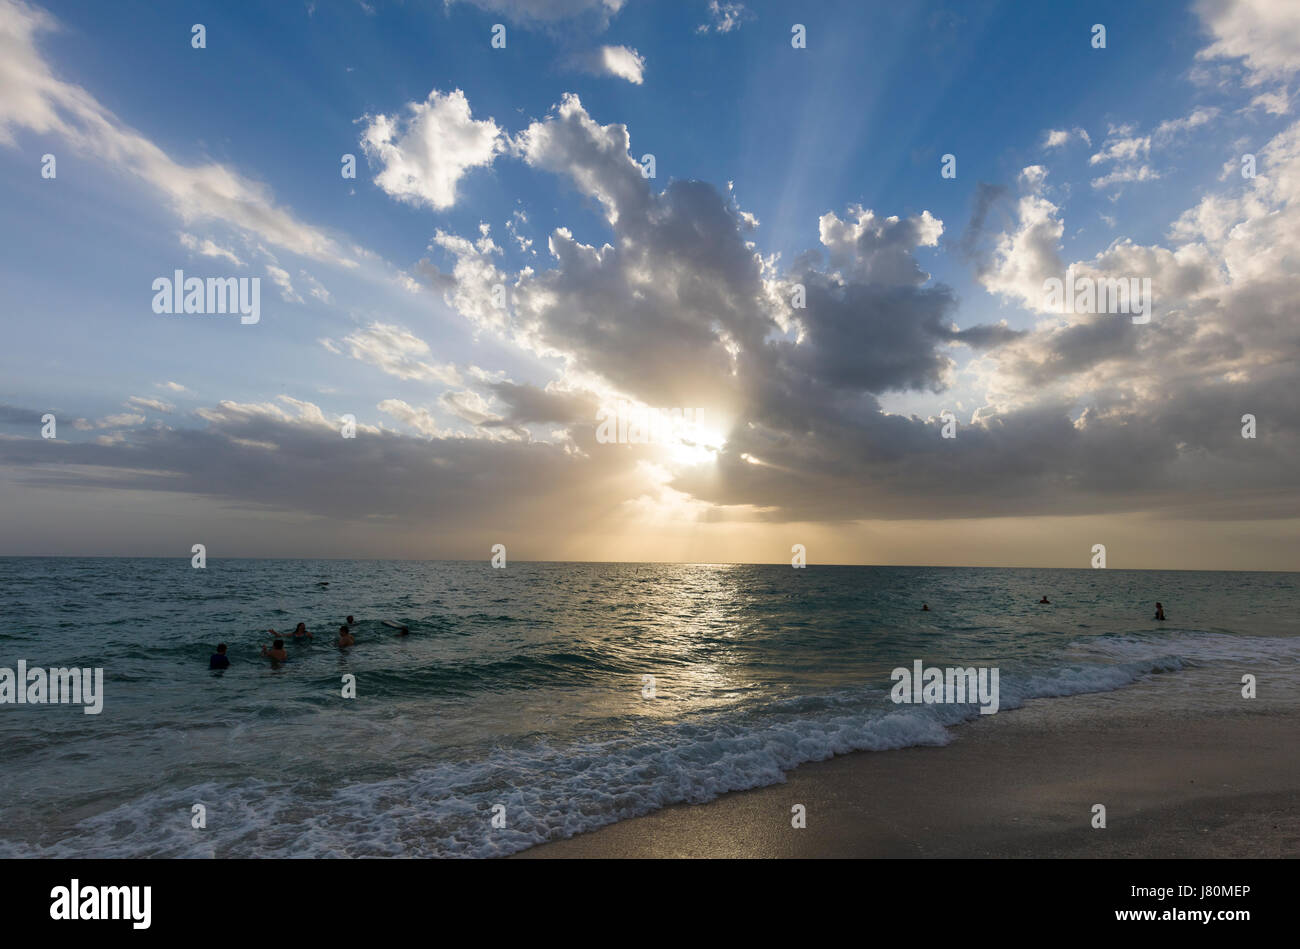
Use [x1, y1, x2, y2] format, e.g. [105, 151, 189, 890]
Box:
[1, 558, 1297, 858]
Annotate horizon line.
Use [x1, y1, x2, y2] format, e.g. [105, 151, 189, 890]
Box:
[0, 554, 1295, 574]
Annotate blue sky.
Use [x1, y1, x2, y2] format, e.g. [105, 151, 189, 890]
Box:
[1, 0, 1298, 567]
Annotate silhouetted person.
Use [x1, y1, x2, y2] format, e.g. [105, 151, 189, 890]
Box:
[1039, 596, 1051, 604]
[336, 625, 355, 648]
[208, 643, 230, 670]
[261, 638, 288, 662]
[1154, 602, 1166, 621]
[345, 615, 355, 626]
[920, 604, 930, 611]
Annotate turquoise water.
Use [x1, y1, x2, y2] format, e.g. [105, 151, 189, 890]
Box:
[1, 558, 1297, 857]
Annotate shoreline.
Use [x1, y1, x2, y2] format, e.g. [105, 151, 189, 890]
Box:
[515, 677, 1300, 858]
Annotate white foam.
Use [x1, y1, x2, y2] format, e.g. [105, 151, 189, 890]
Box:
[4, 633, 1285, 859]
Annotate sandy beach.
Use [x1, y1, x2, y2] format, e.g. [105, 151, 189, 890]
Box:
[517, 674, 1300, 858]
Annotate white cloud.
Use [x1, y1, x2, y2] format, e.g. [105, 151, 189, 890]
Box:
[299, 270, 332, 304]
[335, 322, 462, 385]
[1085, 111, 1216, 191]
[697, 1, 750, 34]
[72, 413, 146, 431]
[377, 398, 445, 437]
[0, 0, 356, 267]
[360, 89, 504, 211]
[179, 233, 246, 268]
[1153, 107, 1219, 140]
[1042, 127, 1091, 149]
[818, 206, 943, 286]
[977, 168, 1064, 310]
[265, 264, 303, 303]
[457, 0, 625, 29]
[1248, 88, 1291, 114]
[1195, 0, 1300, 85]
[566, 45, 646, 84]
[126, 396, 174, 414]
[1090, 165, 1159, 189]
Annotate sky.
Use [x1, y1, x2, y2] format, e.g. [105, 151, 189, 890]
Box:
[0, 0, 1297, 569]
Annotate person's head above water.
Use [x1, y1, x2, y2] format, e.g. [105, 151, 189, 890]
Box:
[339, 624, 349, 633]
[346, 616, 354, 624]
[294, 623, 306, 632]
[1039, 596, 1050, 603]
[216, 643, 227, 654]
[272, 639, 284, 649]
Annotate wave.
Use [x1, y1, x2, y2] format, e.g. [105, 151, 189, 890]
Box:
[0, 650, 1192, 859]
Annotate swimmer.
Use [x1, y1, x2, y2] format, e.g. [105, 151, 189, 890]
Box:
[1154, 602, 1166, 621]
[345, 615, 355, 626]
[208, 643, 230, 670]
[1039, 596, 1051, 604]
[261, 638, 288, 662]
[396, 625, 409, 637]
[920, 604, 930, 611]
[336, 625, 355, 648]
[266, 624, 311, 641]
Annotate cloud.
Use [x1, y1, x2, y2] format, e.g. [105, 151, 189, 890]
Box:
[0, 405, 44, 426]
[486, 380, 599, 426]
[299, 270, 332, 304]
[975, 168, 1065, 310]
[360, 89, 505, 211]
[1042, 127, 1091, 149]
[565, 45, 646, 84]
[1196, 0, 1300, 85]
[265, 264, 303, 303]
[71, 413, 146, 431]
[125, 396, 174, 414]
[0, 0, 356, 267]
[178, 233, 246, 268]
[455, 0, 625, 31]
[378, 398, 445, 437]
[5, 6, 1300, 540]
[1087, 110, 1218, 189]
[696, 1, 751, 34]
[329, 322, 462, 385]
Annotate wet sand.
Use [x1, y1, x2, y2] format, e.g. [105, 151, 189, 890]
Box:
[516, 677, 1300, 858]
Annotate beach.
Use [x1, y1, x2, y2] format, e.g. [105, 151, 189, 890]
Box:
[2, 558, 1297, 858]
[517, 674, 1300, 858]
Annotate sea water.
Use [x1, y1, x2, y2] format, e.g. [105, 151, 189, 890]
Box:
[0, 558, 1296, 857]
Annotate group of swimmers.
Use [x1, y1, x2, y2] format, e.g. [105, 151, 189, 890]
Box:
[920, 598, 1168, 620]
[209, 615, 411, 669]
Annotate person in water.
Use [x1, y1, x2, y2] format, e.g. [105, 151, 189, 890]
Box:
[209, 643, 230, 670]
[1039, 596, 1051, 604]
[261, 638, 288, 662]
[336, 625, 355, 648]
[267, 624, 311, 641]
[395, 625, 410, 636]
[920, 604, 930, 611]
[1154, 602, 1166, 621]
[345, 615, 355, 627]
